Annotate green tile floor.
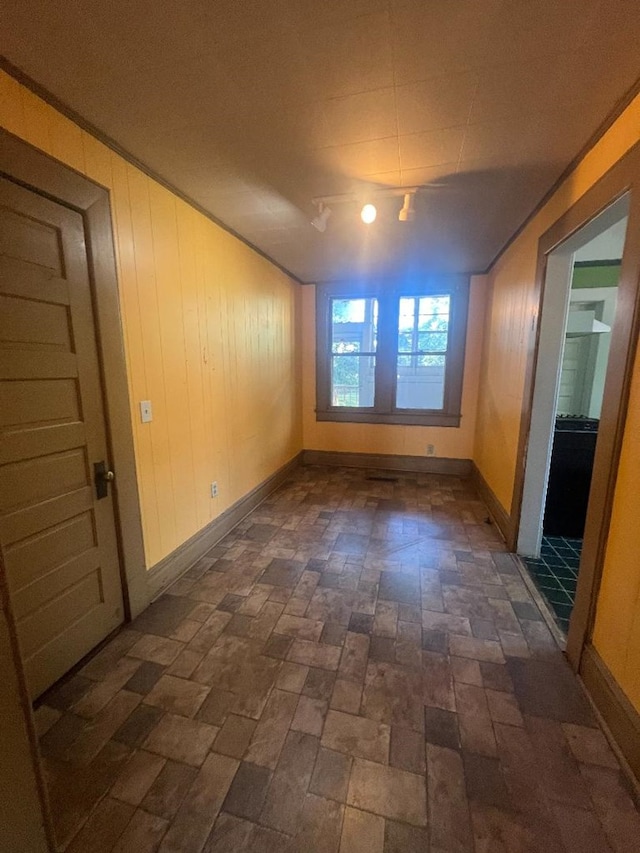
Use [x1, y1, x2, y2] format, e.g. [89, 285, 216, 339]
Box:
[522, 536, 582, 634]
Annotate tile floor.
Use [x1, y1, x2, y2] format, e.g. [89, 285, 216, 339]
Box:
[34, 466, 640, 852]
[522, 536, 582, 633]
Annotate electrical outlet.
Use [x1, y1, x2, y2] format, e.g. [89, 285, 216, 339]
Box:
[426, 444, 436, 456]
[210, 481, 218, 498]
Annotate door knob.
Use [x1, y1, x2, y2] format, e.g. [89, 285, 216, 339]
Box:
[94, 461, 115, 499]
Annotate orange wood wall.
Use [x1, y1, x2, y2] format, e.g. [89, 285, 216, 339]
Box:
[0, 70, 302, 569]
[592, 341, 640, 709]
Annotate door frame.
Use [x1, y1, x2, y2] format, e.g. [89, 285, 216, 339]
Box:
[0, 127, 146, 620]
[511, 139, 640, 669]
[516, 196, 629, 559]
[516, 246, 575, 558]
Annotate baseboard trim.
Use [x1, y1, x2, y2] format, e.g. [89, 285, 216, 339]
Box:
[579, 643, 640, 788]
[146, 452, 303, 602]
[301, 449, 472, 477]
[470, 462, 514, 546]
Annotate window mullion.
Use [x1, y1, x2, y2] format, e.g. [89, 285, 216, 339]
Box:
[374, 292, 397, 413]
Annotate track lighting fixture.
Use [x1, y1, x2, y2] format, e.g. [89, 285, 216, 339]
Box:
[311, 187, 419, 232]
[311, 201, 332, 232]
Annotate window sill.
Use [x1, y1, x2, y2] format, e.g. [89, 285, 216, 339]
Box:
[315, 410, 462, 427]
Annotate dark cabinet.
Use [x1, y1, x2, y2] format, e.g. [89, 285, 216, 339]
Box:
[543, 418, 598, 538]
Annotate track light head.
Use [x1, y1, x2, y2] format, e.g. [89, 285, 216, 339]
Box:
[311, 202, 332, 232]
[398, 192, 416, 222]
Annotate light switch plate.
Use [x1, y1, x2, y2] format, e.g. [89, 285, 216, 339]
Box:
[140, 400, 153, 423]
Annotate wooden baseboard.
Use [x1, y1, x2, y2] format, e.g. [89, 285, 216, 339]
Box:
[301, 449, 472, 477]
[579, 644, 640, 788]
[146, 452, 303, 604]
[470, 462, 514, 546]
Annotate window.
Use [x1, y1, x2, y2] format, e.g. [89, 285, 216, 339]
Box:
[316, 277, 469, 426]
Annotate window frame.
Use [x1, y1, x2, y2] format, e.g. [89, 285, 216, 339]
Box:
[315, 276, 470, 427]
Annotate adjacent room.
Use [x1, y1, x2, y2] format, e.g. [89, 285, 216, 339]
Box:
[1, 2, 640, 852]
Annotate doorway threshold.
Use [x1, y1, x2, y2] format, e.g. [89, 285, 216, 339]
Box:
[513, 552, 568, 649]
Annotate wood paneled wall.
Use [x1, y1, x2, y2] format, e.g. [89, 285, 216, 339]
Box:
[593, 340, 640, 709]
[0, 70, 302, 568]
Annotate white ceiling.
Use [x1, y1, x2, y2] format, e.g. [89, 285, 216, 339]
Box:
[574, 218, 628, 262]
[2, 0, 639, 282]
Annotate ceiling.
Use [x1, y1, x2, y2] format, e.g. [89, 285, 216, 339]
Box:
[2, 1, 639, 283]
[574, 218, 628, 262]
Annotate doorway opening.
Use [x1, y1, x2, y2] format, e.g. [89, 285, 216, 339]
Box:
[517, 196, 630, 634]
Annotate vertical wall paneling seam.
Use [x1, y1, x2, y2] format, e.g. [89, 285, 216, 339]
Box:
[193, 213, 209, 525]
[110, 152, 159, 565]
[174, 201, 201, 530]
[148, 186, 183, 546]
[124, 163, 163, 568]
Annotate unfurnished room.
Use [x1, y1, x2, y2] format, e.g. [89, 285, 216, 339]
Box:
[1, 2, 640, 851]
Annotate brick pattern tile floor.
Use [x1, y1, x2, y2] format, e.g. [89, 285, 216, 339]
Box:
[35, 466, 640, 852]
